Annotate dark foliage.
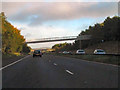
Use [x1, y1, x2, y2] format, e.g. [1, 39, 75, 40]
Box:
[1, 12, 31, 54]
[52, 16, 120, 51]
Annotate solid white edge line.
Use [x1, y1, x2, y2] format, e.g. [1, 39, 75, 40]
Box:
[66, 70, 74, 75]
[0, 55, 30, 70]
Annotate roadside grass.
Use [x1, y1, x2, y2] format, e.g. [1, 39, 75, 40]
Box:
[2, 53, 28, 67]
[48, 53, 120, 65]
[13, 52, 21, 56]
[2, 53, 26, 59]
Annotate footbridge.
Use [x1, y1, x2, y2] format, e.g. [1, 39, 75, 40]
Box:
[26, 35, 91, 44]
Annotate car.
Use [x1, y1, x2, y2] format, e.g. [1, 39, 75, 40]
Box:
[58, 51, 62, 54]
[62, 51, 70, 54]
[33, 50, 42, 57]
[76, 49, 85, 54]
[94, 49, 106, 54]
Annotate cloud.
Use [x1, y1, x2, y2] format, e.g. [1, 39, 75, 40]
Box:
[24, 33, 32, 38]
[2, 2, 118, 26]
[2, 1, 118, 49]
[20, 25, 79, 42]
[2, 0, 119, 2]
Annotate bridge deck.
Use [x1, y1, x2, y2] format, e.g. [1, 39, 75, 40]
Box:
[26, 35, 91, 44]
[26, 36, 77, 44]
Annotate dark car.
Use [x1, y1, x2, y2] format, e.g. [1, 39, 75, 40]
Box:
[33, 50, 42, 57]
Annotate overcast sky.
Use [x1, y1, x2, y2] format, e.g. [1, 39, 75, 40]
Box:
[2, 0, 118, 49]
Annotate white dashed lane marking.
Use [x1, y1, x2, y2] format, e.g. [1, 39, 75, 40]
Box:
[53, 63, 57, 66]
[65, 70, 74, 75]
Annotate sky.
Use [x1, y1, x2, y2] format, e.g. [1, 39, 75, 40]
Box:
[1, 0, 119, 49]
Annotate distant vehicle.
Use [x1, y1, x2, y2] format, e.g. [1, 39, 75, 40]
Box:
[33, 50, 42, 57]
[58, 51, 62, 54]
[94, 49, 106, 54]
[76, 49, 85, 54]
[62, 51, 70, 54]
[69, 51, 72, 55]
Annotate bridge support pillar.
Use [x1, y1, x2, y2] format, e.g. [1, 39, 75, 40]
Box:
[79, 40, 82, 49]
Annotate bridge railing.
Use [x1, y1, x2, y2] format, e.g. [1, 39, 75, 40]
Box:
[26, 35, 91, 43]
[28, 36, 77, 42]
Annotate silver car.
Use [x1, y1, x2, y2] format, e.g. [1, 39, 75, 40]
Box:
[94, 49, 106, 54]
[62, 51, 70, 54]
[76, 50, 85, 54]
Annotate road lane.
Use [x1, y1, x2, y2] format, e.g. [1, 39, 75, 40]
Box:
[3, 55, 75, 88]
[2, 54, 118, 88]
[41, 54, 118, 88]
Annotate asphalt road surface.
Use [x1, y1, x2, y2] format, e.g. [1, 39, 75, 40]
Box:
[2, 54, 118, 88]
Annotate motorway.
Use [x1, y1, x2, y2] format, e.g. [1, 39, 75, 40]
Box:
[2, 54, 118, 88]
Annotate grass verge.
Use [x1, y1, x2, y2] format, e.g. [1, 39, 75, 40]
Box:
[2, 53, 28, 67]
[48, 53, 120, 66]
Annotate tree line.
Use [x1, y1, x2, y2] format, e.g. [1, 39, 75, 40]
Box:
[52, 16, 120, 51]
[0, 12, 31, 54]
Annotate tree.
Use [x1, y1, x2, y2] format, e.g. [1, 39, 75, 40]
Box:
[1, 12, 31, 54]
[52, 16, 120, 50]
[22, 43, 31, 53]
